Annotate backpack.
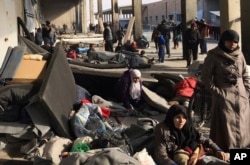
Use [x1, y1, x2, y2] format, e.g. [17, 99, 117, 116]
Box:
[175, 77, 197, 98]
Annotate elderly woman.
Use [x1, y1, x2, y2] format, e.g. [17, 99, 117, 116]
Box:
[115, 69, 143, 111]
[201, 29, 250, 152]
[153, 104, 229, 165]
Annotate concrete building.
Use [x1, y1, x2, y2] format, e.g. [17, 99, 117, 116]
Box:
[1, 0, 250, 64]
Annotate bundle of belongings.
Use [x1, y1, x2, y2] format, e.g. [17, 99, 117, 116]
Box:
[0, 41, 166, 164]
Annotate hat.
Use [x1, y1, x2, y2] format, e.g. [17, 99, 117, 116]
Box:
[220, 29, 239, 43]
[191, 22, 197, 28]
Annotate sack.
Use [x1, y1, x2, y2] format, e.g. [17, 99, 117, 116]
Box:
[133, 148, 155, 165]
[175, 77, 197, 98]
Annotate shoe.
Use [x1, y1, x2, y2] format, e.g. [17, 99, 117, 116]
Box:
[168, 54, 171, 58]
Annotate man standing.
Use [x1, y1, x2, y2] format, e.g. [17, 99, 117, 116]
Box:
[199, 19, 209, 54]
[157, 19, 171, 58]
[103, 22, 113, 52]
[183, 22, 200, 67]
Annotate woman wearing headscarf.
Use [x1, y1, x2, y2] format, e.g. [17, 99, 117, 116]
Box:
[153, 105, 229, 165]
[201, 29, 250, 152]
[116, 69, 143, 111]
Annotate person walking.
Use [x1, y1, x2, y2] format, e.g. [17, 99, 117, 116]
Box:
[172, 23, 182, 49]
[157, 19, 171, 58]
[157, 31, 166, 63]
[183, 22, 200, 67]
[35, 27, 43, 46]
[103, 22, 113, 52]
[41, 21, 52, 46]
[151, 27, 159, 52]
[153, 104, 229, 165]
[201, 29, 250, 152]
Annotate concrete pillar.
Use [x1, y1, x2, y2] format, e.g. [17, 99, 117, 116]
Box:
[111, 0, 119, 32]
[181, 0, 197, 59]
[97, 0, 103, 20]
[181, 0, 197, 29]
[132, 0, 142, 40]
[240, 0, 250, 64]
[81, 0, 88, 34]
[219, 0, 241, 35]
[89, 0, 94, 25]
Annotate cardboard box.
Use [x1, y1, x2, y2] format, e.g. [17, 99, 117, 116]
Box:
[8, 59, 47, 84]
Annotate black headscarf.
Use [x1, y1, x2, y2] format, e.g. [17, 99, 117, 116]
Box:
[164, 105, 200, 151]
[218, 29, 240, 53]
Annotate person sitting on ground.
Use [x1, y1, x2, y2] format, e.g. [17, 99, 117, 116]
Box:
[153, 104, 230, 165]
[115, 42, 123, 53]
[139, 50, 155, 64]
[115, 69, 144, 112]
[124, 40, 139, 53]
[87, 43, 96, 57]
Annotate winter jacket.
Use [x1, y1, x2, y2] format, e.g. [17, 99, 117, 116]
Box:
[201, 46, 250, 152]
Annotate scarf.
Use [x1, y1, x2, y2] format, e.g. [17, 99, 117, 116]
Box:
[165, 105, 200, 151]
[129, 69, 141, 100]
[218, 29, 240, 55]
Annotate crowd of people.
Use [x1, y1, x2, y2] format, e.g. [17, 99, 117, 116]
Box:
[113, 22, 250, 164]
[34, 20, 56, 52]
[36, 19, 250, 164]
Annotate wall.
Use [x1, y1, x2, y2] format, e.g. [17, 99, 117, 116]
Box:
[144, 0, 181, 26]
[0, 0, 23, 66]
[41, 0, 78, 33]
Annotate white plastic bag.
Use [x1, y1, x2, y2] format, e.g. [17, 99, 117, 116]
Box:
[133, 148, 155, 165]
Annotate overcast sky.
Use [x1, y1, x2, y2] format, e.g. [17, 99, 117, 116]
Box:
[93, 0, 161, 12]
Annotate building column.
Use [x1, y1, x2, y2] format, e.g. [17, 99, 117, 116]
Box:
[132, 0, 142, 40]
[219, 0, 241, 35]
[181, 0, 197, 59]
[111, 0, 119, 32]
[240, 0, 250, 64]
[97, 0, 102, 20]
[89, 0, 94, 25]
[81, 0, 87, 34]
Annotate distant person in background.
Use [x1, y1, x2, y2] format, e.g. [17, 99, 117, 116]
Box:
[35, 27, 43, 46]
[124, 40, 138, 53]
[87, 43, 96, 57]
[116, 27, 124, 44]
[115, 42, 123, 53]
[199, 19, 209, 54]
[103, 22, 113, 52]
[183, 22, 200, 67]
[42, 20, 52, 46]
[157, 19, 171, 58]
[151, 27, 159, 52]
[157, 31, 166, 63]
[172, 23, 182, 49]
